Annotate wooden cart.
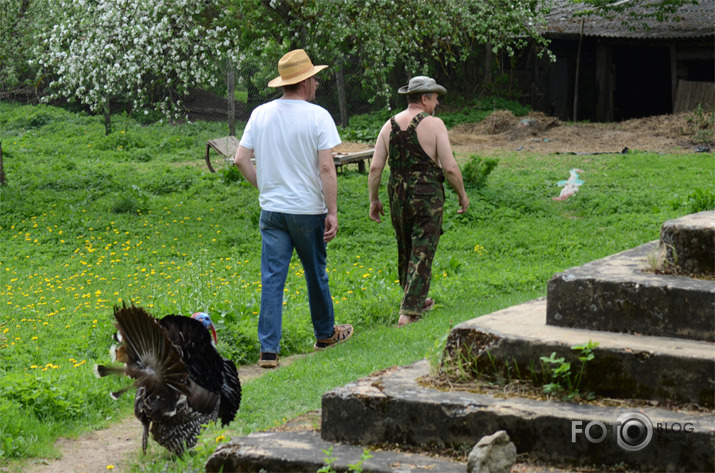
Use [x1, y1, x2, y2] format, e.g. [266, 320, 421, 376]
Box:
[205, 136, 373, 173]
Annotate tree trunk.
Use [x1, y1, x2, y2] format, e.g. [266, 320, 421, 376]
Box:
[483, 42, 492, 95]
[103, 98, 112, 135]
[227, 59, 236, 136]
[0, 142, 6, 185]
[336, 63, 348, 128]
[573, 18, 585, 122]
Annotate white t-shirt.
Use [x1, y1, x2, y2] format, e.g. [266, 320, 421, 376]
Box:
[239, 99, 341, 214]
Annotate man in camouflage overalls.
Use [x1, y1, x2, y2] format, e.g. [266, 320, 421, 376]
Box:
[368, 76, 469, 326]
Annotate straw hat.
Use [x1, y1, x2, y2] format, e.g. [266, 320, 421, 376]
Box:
[398, 76, 447, 95]
[268, 49, 328, 88]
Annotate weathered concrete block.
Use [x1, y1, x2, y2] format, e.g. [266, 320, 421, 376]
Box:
[546, 242, 715, 341]
[443, 299, 715, 407]
[205, 430, 466, 473]
[321, 361, 715, 473]
[659, 210, 715, 275]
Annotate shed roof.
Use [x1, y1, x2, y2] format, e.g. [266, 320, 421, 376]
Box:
[544, 0, 715, 39]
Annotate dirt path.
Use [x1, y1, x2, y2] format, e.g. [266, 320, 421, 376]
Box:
[18, 359, 301, 473]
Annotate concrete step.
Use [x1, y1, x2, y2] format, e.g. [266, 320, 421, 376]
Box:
[659, 210, 715, 275]
[321, 360, 715, 473]
[444, 297, 714, 407]
[546, 241, 715, 341]
[205, 430, 466, 473]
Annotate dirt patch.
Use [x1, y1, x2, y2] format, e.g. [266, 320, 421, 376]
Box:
[15, 356, 304, 473]
[448, 110, 713, 156]
[334, 110, 713, 160]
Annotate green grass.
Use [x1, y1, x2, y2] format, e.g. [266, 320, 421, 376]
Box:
[0, 101, 713, 471]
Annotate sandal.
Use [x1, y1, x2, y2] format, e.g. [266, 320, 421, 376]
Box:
[314, 324, 354, 350]
[258, 352, 279, 368]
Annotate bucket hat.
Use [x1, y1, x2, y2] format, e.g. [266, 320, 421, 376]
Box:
[268, 49, 328, 88]
[398, 76, 447, 95]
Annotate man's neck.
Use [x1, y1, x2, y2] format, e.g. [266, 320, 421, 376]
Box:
[282, 92, 306, 100]
[282, 81, 311, 101]
[405, 104, 429, 116]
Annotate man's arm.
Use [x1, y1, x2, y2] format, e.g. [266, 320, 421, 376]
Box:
[368, 122, 390, 223]
[318, 148, 339, 242]
[433, 119, 469, 214]
[233, 145, 257, 189]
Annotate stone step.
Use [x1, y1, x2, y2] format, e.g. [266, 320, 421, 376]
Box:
[659, 210, 715, 275]
[546, 241, 715, 341]
[321, 360, 715, 473]
[444, 297, 714, 407]
[205, 430, 467, 473]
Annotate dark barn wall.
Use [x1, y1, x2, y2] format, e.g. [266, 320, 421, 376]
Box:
[612, 44, 672, 120]
[511, 36, 714, 122]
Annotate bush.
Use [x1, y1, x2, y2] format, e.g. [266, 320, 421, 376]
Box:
[220, 165, 243, 184]
[460, 154, 498, 189]
[97, 130, 147, 151]
[686, 188, 715, 213]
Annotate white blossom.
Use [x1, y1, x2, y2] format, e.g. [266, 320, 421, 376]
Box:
[35, 0, 236, 122]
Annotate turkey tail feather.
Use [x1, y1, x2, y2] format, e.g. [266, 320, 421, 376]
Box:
[112, 303, 188, 397]
[94, 364, 125, 378]
[218, 359, 242, 426]
[110, 385, 133, 400]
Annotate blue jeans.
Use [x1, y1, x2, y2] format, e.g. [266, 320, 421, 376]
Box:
[258, 210, 335, 354]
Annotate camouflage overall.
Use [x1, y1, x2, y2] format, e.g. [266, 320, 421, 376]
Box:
[387, 112, 445, 318]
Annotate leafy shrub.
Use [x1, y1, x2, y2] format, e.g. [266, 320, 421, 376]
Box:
[97, 131, 147, 151]
[478, 96, 531, 116]
[2, 106, 56, 130]
[686, 188, 715, 213]
[220, 164, 243, 184]
[440, 109, 492, 128]
[111, 187, 150, 215]
[460, 154, 498, 189]
[148, 167, 197, 194]
[339, 110, 392, 142]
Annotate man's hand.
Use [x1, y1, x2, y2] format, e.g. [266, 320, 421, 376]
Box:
[324, 213, 338, 242]
[369, 200, 385, 223]
[457, 194, 470, 214]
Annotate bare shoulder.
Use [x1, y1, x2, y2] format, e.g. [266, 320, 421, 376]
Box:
[376, 119, 392, 141]
[420, 115, 448, 135]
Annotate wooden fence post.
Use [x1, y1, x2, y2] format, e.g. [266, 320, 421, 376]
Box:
[228, 59, 236, 137]
[0, 141, 5, 185]
[337, 62, 348, 128]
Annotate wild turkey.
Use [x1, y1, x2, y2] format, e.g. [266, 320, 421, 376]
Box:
[95, 304, 241, 455]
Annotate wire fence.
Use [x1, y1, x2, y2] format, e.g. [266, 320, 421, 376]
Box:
[6, 49, 534, 137]
[186, 60, 399, 135]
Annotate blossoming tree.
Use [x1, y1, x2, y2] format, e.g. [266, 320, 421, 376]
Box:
[35, 0, 233, 134]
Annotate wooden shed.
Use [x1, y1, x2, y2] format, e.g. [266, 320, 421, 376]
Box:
[522, 0, 714, 121]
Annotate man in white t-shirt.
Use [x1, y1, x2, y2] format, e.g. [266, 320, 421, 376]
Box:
[234, 49, 354, 368]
